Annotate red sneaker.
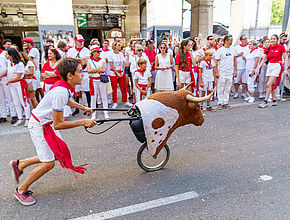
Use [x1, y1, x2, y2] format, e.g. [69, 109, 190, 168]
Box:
[9, 160, 23, 184]
[14, 188, 36, 206]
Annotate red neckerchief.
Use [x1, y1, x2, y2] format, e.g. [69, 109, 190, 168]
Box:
[49, 80, 74, 93]
[250, 47, 258, 54]
[113, 51, 119, 54]
[203, 59, 212, 69]
[202, 48, 206, 51]
[90, 57, 101, 62]
[136, 68, 146, 76]
[75, 46, 84, 51]
[0, 49, 3, 54]
[258, 46, 263, 48]
[213, 45, 218, 50]
[27, 46, 36, 55]
[239, 43, 248, 47]
[102, 48, 110, 52]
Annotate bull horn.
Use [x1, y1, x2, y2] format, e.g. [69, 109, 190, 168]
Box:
[186, 87, 216, 103]
[180, 81, 195, 90]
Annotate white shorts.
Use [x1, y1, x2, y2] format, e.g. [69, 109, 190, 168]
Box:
[28, 117, 61, 162]
[200, 81, 214, 92]
[234, 69, 247, 84]
[266, 63, 282, 77]
[25, 79, 36, 92]
[179, 70, 191, 84]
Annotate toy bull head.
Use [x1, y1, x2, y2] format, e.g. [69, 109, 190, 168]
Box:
[136, 84, 215, 157]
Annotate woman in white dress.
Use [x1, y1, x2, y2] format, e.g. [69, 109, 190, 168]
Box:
[154, 43, 174, 91]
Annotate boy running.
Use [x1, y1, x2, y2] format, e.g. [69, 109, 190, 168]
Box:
[10, 58, 96, 206]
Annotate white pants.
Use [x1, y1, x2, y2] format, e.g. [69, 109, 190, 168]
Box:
[135, 86, 151, 102]
[247, 73, 257, 93]
[0, 78, 17, 118]
[90, 80, 108, 110]
[258, 64, 267, 95]
[9, 82, 30, 120]
[34, 70, 41, 89]
[217, 77, 233, 105]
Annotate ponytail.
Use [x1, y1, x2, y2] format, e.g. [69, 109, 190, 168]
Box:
[179, 39, 189, 71]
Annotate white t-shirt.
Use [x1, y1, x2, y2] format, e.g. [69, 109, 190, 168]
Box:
[215, 46, 237, 78]
[134, 69, 152, 85]
[7, 61, 25, 80]
[24, 60, 35, 75]
[245, 49, 261, 70]
[129, 54, 151, 74]
[234, 44, 250, 69]
[0, 50, 7, 81]
[108, 52, 125, 76]
[88, 58, 106, 78]
[67, 47, 90, 59]
[199, 60, 215, 82]
[100, 49, 112, 74]
[28, 47, 40, 71]
[32, 86, 72, 124]
[57, 49, 68, 59]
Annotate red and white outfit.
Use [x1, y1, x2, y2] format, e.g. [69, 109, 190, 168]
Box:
[108, 51, 128, 103]
[234, 44, 250, 84]
[199, 59, 215, 92]
[246, 48, 261, 93]
[67, 46, 90, 92]
[27, 47, 41, 89]
[215, 46, 237, 105]
[29, 80, 86, 175]
[7, 60, 30, 120]
[134, 68, 151, 102]
[41, 60, 61, 94]
[0, 50, 17, 119]
[264, 43, 286, 90]
[24, 60, 37, 91]
[175, 51, 194, 84]
[144, 48, 157, 83]
[100, 48, 112, 103]
[88, 57, 108, 110]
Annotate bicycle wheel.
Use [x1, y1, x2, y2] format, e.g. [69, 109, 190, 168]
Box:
[137, 143, 170, 172]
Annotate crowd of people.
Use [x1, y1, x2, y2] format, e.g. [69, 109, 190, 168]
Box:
[0, 32, 289, 126]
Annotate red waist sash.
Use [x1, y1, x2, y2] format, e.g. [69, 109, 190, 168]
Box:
[89, 76, 101, 96]
[19, 79, 29, 107]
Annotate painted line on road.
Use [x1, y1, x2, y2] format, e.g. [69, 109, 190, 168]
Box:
[71, 191, 199, 220]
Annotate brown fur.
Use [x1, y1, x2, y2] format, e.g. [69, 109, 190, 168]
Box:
[152, 118, 165, 129]
[147, 90, 205, 157]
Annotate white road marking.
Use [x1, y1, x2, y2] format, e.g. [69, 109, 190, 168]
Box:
[72, 191, 199, 220]
[258, 175, 273, 182]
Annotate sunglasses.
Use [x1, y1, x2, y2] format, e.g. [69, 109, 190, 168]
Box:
[137, 49, 143, 52]
[95, 51, 101, 53]
[160, 47, 166, 49]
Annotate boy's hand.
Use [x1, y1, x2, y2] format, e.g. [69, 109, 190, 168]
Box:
[200, 82, 204, 88]
[141, 90, 147, 95]
[83, 119, 96, 128]
[84, 107, 94, 115]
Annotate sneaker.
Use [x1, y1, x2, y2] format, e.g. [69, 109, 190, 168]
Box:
[9, 160, 23, 184]
[124, 102, 133, 107]
[0, 117, 7, 123]
[271, 100, 277, 106]
[218, 104, 223, 110]
[13, 119, 24, 127]
[91, 112, 97, 120]
[223, 104, 232, 109]
[24, 119, 29, 127]
[206, 106, 216, 111]
[258, 101, 270, 108]
[244, 96, 250, 101]
[14, 188, 36, 206]
[259, 94, 264, 99]
[248, 97, 255, 103]
[233, 93, 239, 99]
[104, 111, 109, 119]
[112, 103, 118, 109]
[241, 93, 247, 99]
[11, 116, 18, 124]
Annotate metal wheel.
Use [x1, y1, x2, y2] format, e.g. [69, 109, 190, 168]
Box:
[137, 142, 170, 172]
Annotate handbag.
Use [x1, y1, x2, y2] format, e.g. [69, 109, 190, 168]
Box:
[91, 58, 109, 83]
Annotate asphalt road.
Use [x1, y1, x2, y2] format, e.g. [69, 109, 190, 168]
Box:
[0, 100, 289, 220]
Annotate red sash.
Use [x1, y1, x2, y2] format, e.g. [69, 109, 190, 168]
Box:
[89, 76, 100, 96]
[19, 79, 30, 107]
[272, 63, 283, 90]
[138, 84, 147, 100]
[110, 69, 123, 77]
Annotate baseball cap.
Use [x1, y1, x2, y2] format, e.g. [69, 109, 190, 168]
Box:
[22, 38, 34, 44]
[74, 34, 86, 42]
[279, 33, 288, 38]
[90, 45, 101, 52]
[146, 40, 154, 46]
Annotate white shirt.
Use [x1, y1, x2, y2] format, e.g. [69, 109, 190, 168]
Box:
[108, 52, 125, 76]
[0, 50, 7, 81]
[57, 49, 68, 59]
[134, 69, 152, 85]
[7, 61, 24, 80]
[24, 60, 35, 76]
[67, 47, 90, 72]
[246, 48, 261, 70]
[32, 86, 72, 124]
[215, 46, 237, 78]
[100, 49, 112, 74]
[88, 58, 106, 78]
[28, 47, 40, 71]
[199, 60, 215, 82]
[234, 44, 250, 69]
[129, 54, 151, 74]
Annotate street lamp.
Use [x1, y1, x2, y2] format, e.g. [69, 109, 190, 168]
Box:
[1, 9, 7, 18]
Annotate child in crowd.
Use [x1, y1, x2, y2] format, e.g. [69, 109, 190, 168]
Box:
[134, 58, 151, 102]
[199, 50, 216, 111]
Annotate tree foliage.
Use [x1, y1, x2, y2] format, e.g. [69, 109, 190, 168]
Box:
[271, 0, 285, 24]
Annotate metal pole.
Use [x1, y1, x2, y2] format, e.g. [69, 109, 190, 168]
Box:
[282, 0, 290, 32]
